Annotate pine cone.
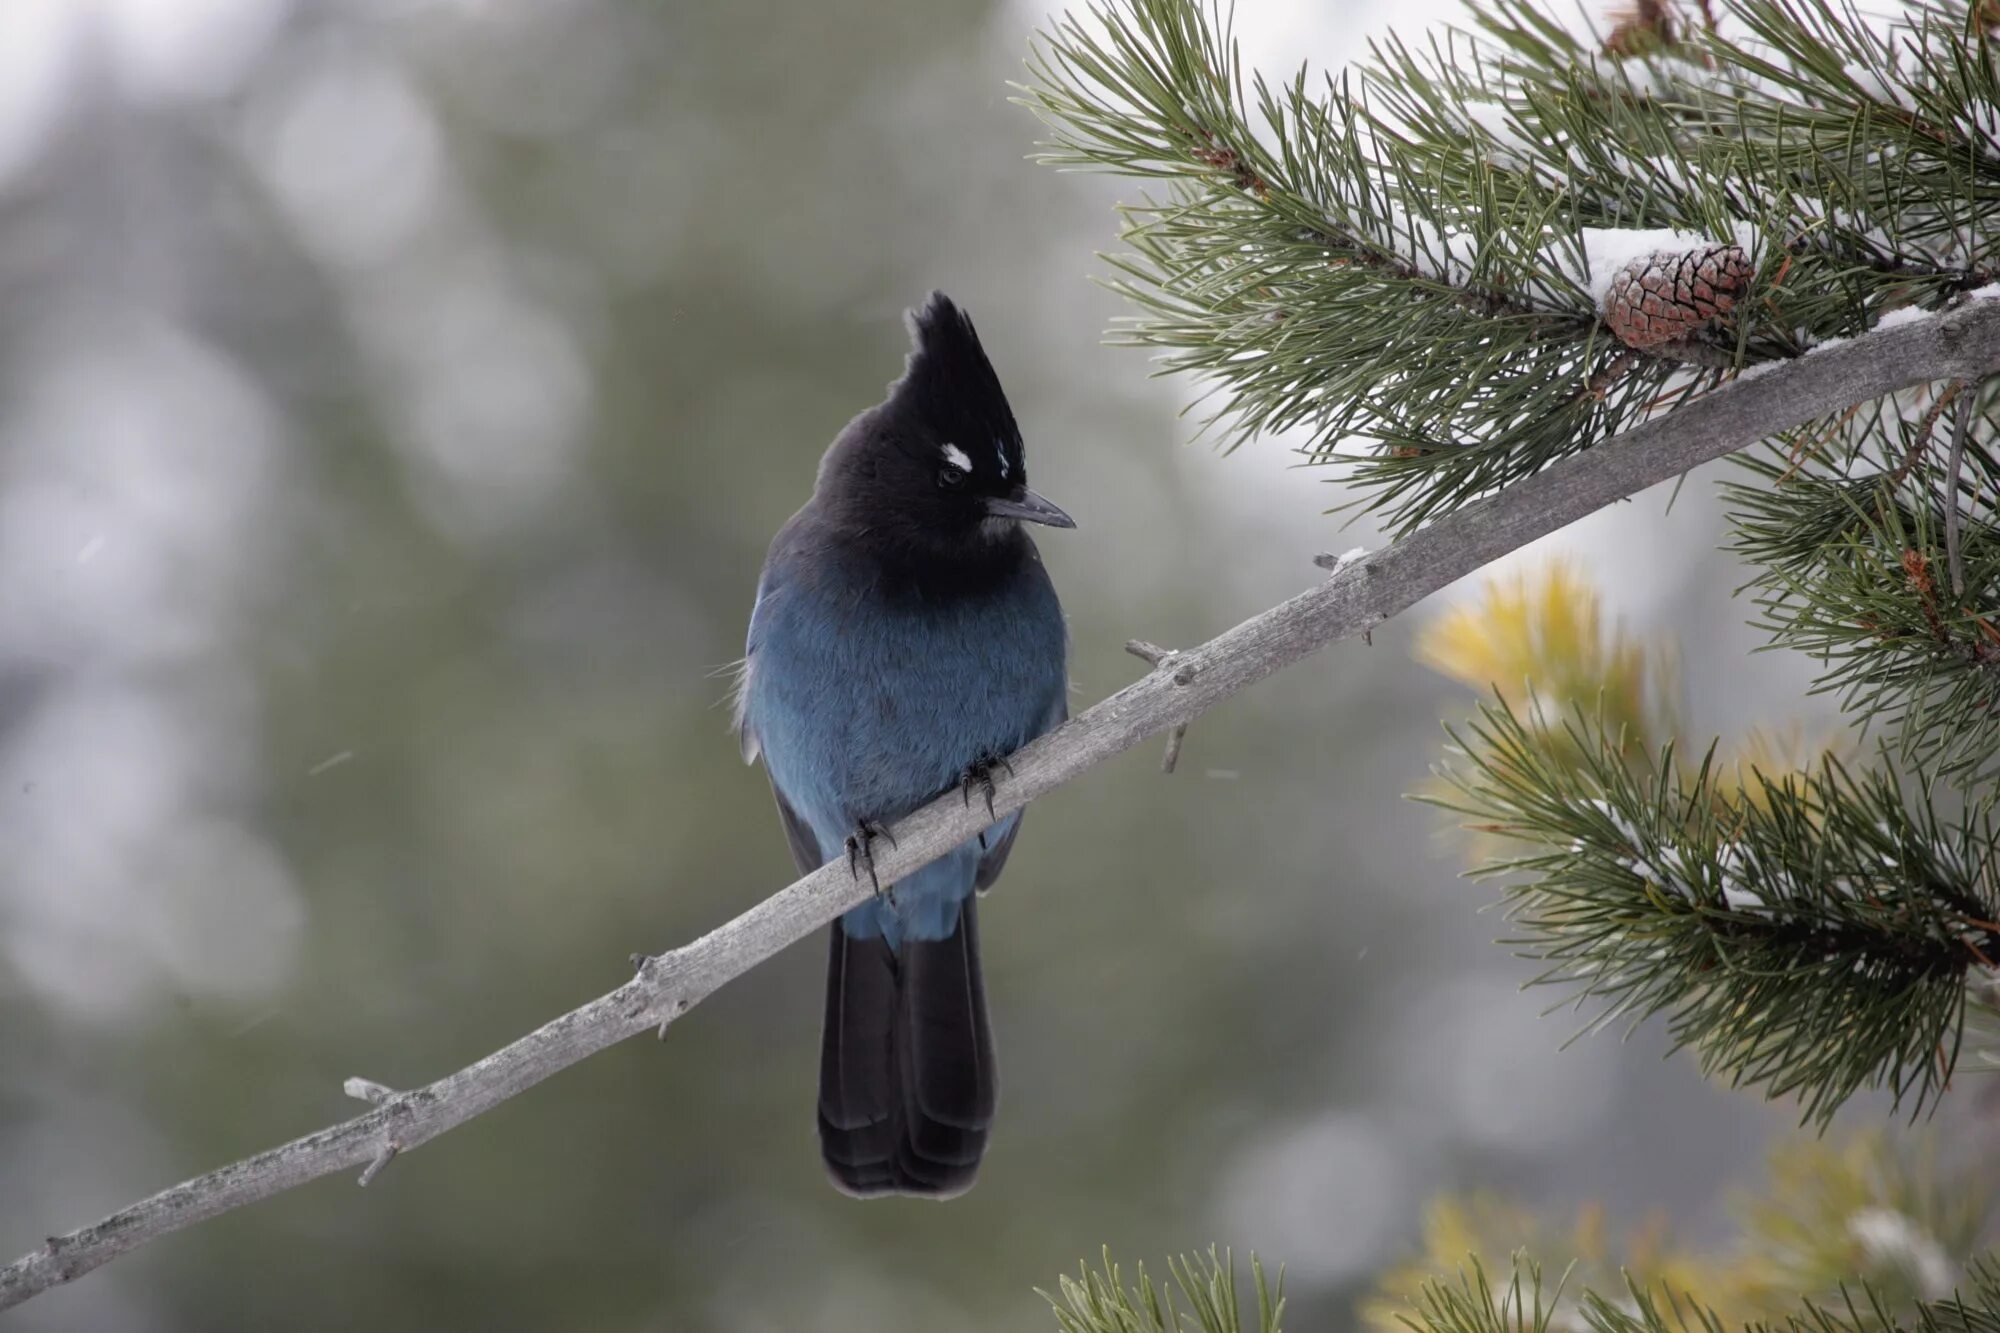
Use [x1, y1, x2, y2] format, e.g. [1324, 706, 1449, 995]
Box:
[1602, 244, 1752, 350]
[1602, 0, 1679, 56]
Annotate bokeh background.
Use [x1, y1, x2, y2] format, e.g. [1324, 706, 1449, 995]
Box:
[0, 0, 1941, 1329]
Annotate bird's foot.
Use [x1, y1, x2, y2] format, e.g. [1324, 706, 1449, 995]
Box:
[959, 753, 1013, 821]
[961, 753, 1013, 849]
[844, 819, 896, 899]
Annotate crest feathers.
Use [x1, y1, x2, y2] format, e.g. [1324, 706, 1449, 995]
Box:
[887, 291, 1020, 449]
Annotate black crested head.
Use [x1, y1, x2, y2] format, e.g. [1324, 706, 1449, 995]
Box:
[885, 292, 1025, 486]
[813, 292, 1074, 563]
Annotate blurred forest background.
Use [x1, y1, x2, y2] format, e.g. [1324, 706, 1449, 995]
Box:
[2, 0, 1992, 1329]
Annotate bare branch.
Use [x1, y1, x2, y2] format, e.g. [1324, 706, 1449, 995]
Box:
[5, 298, 1999, 1314]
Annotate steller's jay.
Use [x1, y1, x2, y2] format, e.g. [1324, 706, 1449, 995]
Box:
[735, 292, 1073, 1197]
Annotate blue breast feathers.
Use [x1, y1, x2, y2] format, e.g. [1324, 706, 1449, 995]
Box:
[739, 539, 1066, 948]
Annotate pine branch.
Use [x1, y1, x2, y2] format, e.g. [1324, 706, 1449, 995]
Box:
[1364, 1132, 1995, 1330]
[1384, 1253, 2000, 1333]
[1044, 1249, 1283, 1333]
[1019, 0, 2000, 532]
[1429, 697, 2000, 1123]
[1728, 380, 2000, 786]
[2, 289, 1997, 1317]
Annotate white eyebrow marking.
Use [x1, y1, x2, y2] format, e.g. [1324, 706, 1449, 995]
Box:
[942, 443, 973, 472]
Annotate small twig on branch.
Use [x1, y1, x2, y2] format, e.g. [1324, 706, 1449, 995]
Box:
[356, 1146, 398, 1189]
[1312, 548, 1370, 574]
[1126, 639, 1192, 771]
[1888, 379, 1964, 488]
[1578, 351, 1637, 404]
[1315, 548, 1376, 641]
[342, 1080, 402, 1184]
[4, 298, 2000, 1315]
[342, 1078, 398, 1107]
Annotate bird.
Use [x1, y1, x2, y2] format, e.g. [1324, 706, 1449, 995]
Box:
[734, 292, 1073, 1197]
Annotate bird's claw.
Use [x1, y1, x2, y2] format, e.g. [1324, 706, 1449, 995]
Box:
[959, 753, 1013, 822]
[844, 819, 896, 899]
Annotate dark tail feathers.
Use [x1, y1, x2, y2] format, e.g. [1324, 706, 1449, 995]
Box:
[817, 898, 996, 1198]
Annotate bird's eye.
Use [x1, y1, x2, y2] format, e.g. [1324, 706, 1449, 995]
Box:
[937, 464, 968, 490]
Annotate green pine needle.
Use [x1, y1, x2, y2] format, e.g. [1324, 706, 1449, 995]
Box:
[1727, 384, 2000, 788]
[1385, 1252, 2000, 1333]
[1042, 1248, 1285, 1333]
[1425, 697, 2000, 1125]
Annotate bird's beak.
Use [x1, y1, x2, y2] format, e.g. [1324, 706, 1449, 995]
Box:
[984, 487, 1076, 529]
